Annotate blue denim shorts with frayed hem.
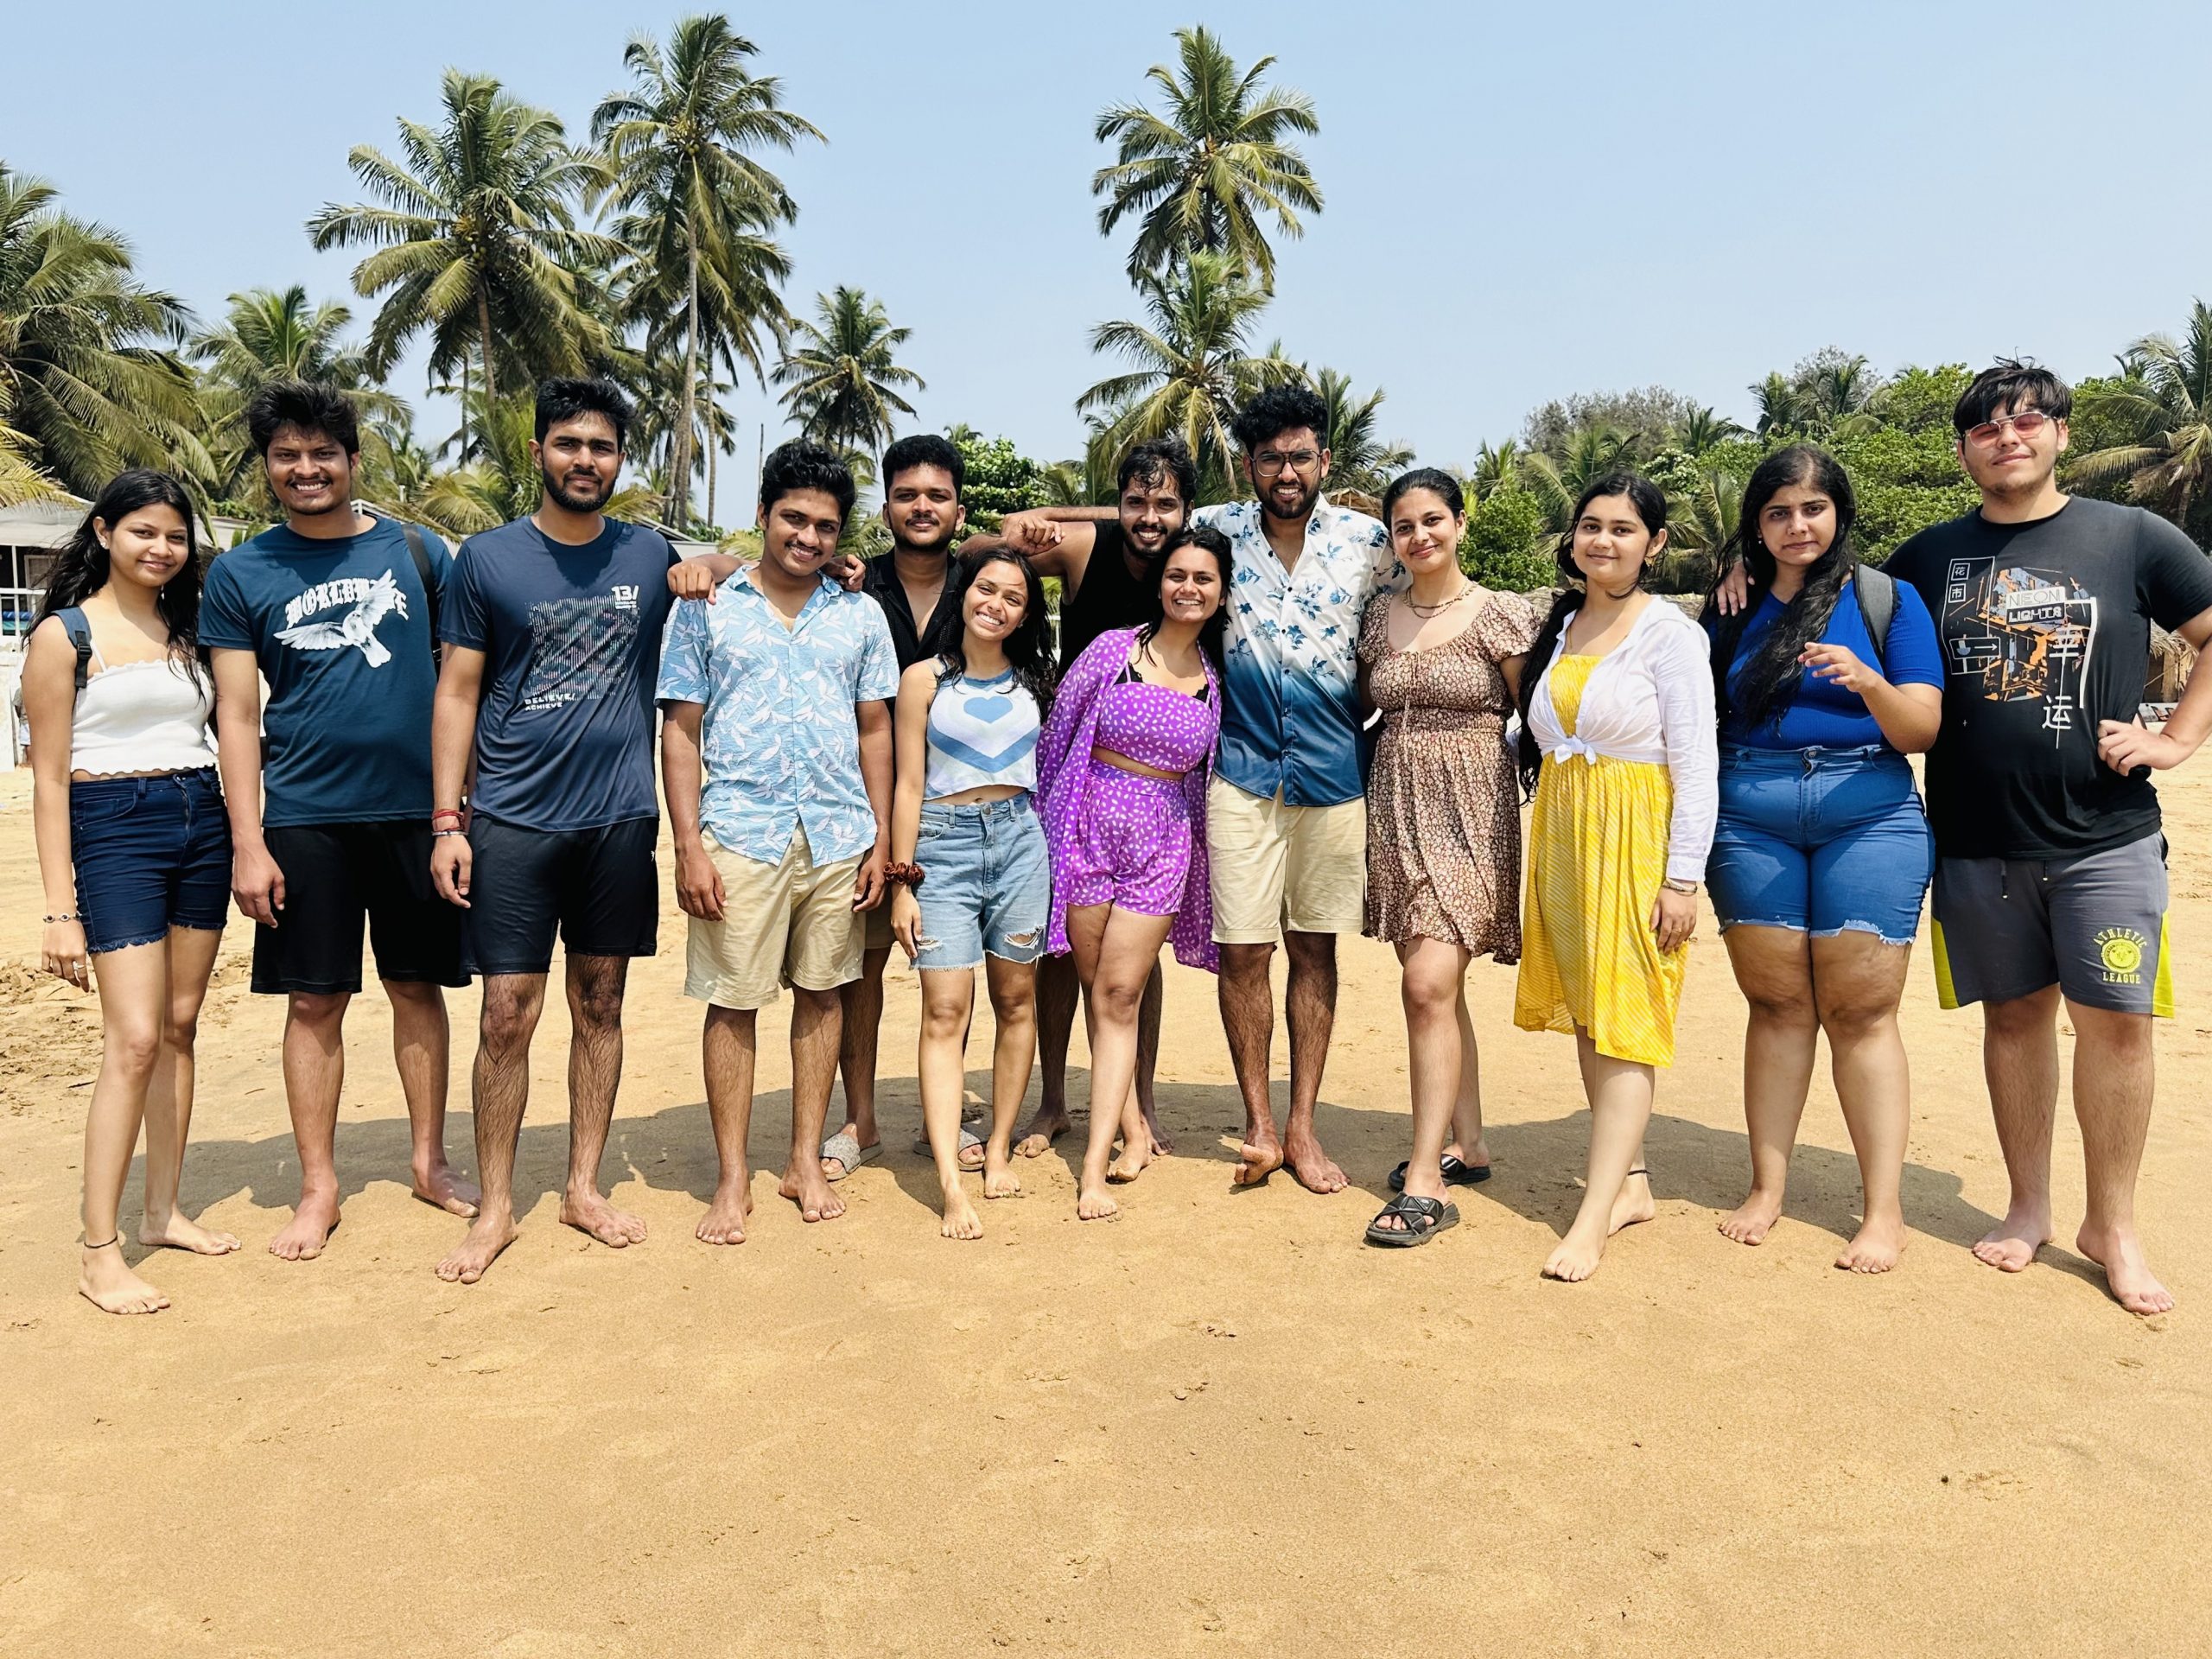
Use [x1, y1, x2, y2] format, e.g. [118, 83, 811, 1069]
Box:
[70, 766, 232, 954]
[913, 796, 1050, 971]
[1706, 744, 1933, 946]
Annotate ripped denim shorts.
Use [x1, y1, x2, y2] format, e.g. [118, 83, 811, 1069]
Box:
[912, 795, 1050, 970]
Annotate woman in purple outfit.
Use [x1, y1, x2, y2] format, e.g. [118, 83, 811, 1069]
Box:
[1036, 524, 1231, 1220]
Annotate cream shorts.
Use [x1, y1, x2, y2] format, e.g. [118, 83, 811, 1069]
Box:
[685, 829, 864, 1011]
[1207, 779, 1367, 944]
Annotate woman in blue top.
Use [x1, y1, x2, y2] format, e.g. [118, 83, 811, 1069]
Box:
[1701, 445, 1943, 1274]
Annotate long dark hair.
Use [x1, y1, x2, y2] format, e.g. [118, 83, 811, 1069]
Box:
[924, 546, 1056, 716]
[1700, 444, 1859, 734]
[1137, 524, 1234, 670]
[34, 469, 207, 687]
[1515, 472, 1669, 796]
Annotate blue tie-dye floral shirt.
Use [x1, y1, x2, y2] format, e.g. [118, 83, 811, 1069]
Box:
[1194, 499, 1404, 807]
[655, 570, 899, 864]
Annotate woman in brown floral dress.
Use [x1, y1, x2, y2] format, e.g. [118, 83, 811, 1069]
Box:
[1357, 468, 1541, 1246]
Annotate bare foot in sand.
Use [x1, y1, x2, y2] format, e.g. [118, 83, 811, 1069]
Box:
[1108, 1141, 1150, 1184]
[1837, 1211, 1906, 1274]
[1014, 1106, 1069, 1159]
[779, 1166, 846, 1224]
[1141, 1102, 1173, 1156]
[435, 1211, 517, 1283]
[412, 1160, 480, 1218]
[138, 1209, 239, 1255]
[982, 1154, 1020, 1200]
[1234, 1125, 1283, 1187]
[2076, 1223, 2174, 1315]
[696, 1179, 753, 1245]
[1542, 1219, 1610, 1283]
[79, 1243, 168, 1314]
[1719, 1186, 1783, 1246]
[941, 1185, 983, 1240]
[1972, 1203, 2052, 1273]
[1077, 1181, 1119, 1220]
[269, 1189, 340, 1261]
[562, 1188, 647, 1248]
[1610, 1169, 1656, 1236]
[1285, 1131, 1348, 1195]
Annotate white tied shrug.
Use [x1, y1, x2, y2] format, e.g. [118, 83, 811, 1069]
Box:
[1523, 598, 1719, 887]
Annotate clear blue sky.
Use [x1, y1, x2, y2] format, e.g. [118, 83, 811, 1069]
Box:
[7, 0, 2209, 510]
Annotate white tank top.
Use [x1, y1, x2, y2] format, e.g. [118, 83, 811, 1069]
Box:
[924, 668, 1039, 798]
[70, 645, 219, 776]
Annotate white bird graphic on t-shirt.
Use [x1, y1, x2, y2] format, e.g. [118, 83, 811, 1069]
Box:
[274, 572, 405, 666]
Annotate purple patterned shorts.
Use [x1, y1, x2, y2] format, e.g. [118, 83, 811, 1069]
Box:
[1058, 759, 1193, 918]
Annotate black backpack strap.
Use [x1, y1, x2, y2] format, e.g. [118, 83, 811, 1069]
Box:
[1853, 564, 1893, 674]
[398, 522, 437, 613]
[58, 606, 94, 694]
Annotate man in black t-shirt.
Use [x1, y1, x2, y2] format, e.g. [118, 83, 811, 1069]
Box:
[1884, 359, 2212, 1316]
[966, 437, 1196, 1158]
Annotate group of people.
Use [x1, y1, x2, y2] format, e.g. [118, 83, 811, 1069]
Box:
[26, 361, 2205, 1318]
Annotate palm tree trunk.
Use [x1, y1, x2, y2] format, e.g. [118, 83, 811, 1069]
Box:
[671, 238, 701, 529]
[476, 286, 499, 459]
[706, 410, 718, 528]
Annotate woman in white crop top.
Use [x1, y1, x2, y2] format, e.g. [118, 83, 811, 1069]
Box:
[22, 470, 239, 1316]
[886, 548, 1055, 1240]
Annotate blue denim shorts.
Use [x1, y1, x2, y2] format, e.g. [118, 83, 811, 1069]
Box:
[913, 796, 1050, 970]
[70, 766, 232, 954]
[1706, 744, 1934, 945]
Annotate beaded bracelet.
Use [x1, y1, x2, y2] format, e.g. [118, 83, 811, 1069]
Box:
[43, 912, 79, 923]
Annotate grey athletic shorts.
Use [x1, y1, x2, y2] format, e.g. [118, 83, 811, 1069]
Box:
[1930, 831, 2171, 1016]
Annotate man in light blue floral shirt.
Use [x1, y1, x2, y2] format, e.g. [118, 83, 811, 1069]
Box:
[658, 440, 897, 1237]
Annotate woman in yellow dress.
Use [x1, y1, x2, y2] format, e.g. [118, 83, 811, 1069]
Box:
[1513, 474, 1718, 1281]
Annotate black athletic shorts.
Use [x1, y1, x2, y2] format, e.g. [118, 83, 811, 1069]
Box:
[251, 820, 469, 995]
[464, 816, 659, 976]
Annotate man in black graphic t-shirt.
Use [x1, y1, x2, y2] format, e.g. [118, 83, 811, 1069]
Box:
[428, 378, 734, 1284]
[1885, 359, 2212, 1316]
[963, 437, 1197, 1160]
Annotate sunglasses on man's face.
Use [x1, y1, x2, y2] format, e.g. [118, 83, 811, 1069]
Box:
[1964, 409, 2054, 448]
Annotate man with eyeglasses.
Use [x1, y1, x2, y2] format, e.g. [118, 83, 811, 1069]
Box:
[1881, 358, 2212, 1314]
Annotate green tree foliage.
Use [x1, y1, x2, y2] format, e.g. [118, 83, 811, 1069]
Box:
[0, 164, 204, 496]
[1459, 486, 1554, 592]
[2069, 301, 2212, 543]
[775, 285, 923, 454]
[1311, 366, 1411, 501]
[308, 71, 620, 456]
[1091, 26, 1321, 292]
[945, 424, 1046, 533]
[593, 16, 818, 523]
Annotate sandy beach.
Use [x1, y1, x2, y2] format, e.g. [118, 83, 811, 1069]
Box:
[1, 760, 2206, 1658]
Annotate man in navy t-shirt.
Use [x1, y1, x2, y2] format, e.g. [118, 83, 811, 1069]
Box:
[202, 381, 478, 1261]
[429, 378, 734, 1284]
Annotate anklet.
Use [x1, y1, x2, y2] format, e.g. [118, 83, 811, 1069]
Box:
[83, 1236, 119, 1250]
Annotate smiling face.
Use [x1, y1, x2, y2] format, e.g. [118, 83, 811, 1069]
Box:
[264, 423, 356, 519]
[1389, 487, 1465, 580]
[1117, 467, 1188, 558]
[1158, 544, 1224, 626]
[1570, 493, 1665, 591]
[533, 411, 623, 512]
[883, 463, 963, 555]
[1957, 395, 2068, 499]
[962, 555, 1030, 646]
[757, 487, 847, 582]
[1243, 425, 1329, 524]
[98, 502, 193, 593]
[1756, 480, 1835, 571]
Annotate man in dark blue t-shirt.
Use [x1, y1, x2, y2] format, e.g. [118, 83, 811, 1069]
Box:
[429, 378, 734, 1284]
[203, 381, 478, 1261]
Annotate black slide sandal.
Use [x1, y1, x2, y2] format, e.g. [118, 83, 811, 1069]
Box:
[1364, 1192, 1459, 1248]
[1389, 1154, 1493, 1192]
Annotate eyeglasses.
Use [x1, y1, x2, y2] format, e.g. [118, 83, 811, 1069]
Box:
[1964, 410, 2054, 448]
[1252, 448, 1321, 478]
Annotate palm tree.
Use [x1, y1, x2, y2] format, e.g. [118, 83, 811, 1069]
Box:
[594, 16, 820, 522]
[1311, 366, 1412, 499]
[1675, 404, 1746, 456]
[1077, 251, 1297, 497]
[1523, 424, 1642, 531]
[1657, 466, 1744, 593]
[1751, 372, 1803, 438]
[1468, 439, 1524, 502]
[774, 286, 924, 454]
[2071, 301, 2212, 540]
[397, 391, 659, 540]
[308, 70, 621, 455]
[1092, 25, 1322, 291]
[0, 418, 62, 507]
[192, 285, 405, 508]
[0, 164, 204, 495]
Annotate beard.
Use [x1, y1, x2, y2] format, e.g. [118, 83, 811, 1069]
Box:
[1262, 479, 1320, 524]
[543, 465, 613, 513]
